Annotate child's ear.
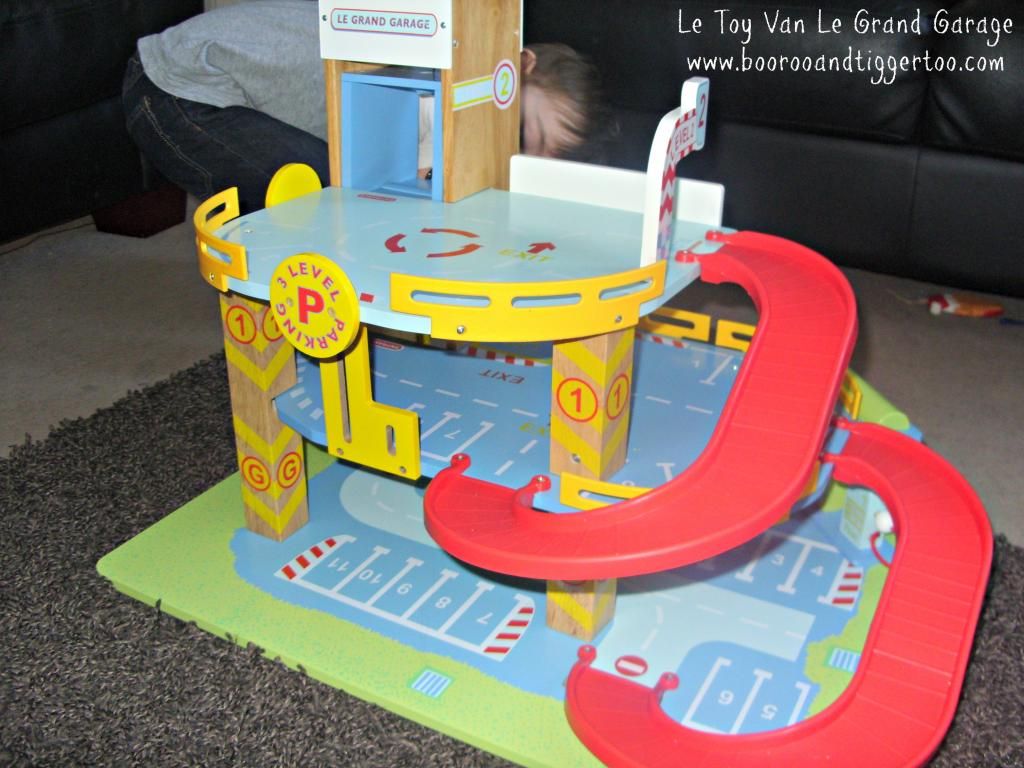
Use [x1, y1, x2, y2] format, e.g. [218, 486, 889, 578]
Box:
[521, 47, 537, 77]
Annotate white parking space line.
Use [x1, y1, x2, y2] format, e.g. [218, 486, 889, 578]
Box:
[682, 657, 730, 732]
[701, 355, 733, 386]
[401, 569, 458, 619]
[332, 546, 390, 593]
[423, 421, 495, 461]
[730, 668, 772, 734]
[421, 411, 460, 440]
[438, 582, 493, 634]
[788, 682, 813, 725]
[366, 557, 423, 606]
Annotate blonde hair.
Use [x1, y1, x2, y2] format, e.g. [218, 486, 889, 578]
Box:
[524, 43, 612, 161]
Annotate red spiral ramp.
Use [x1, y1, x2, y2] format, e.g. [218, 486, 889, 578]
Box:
[424, 231, 858, 579]
[564, 420, 993, 768]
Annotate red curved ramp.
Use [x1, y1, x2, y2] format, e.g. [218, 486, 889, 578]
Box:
[564, 420, 993, 768]
[424, 231, 858, 579]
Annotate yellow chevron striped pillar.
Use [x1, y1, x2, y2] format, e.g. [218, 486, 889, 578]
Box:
[546, 579, 618, 641]
[220, 293, 309, 541]
[550, 329, 635, 480]
[546, 329, 632, 638]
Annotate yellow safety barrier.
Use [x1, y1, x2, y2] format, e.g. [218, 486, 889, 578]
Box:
[195, 187, 248, 292]
[714, 318, 755, 352]
[640, 306, 756, 352]
[639, 306, 712, 342]
[320, 326, 421, 479]
[840, 372, 863, 419]
[390, 261, 666, 342]
[560, 472, 649, 511]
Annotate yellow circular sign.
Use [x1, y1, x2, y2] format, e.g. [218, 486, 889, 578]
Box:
[269, 253, 359, 358]
[556, 377, 599, 422]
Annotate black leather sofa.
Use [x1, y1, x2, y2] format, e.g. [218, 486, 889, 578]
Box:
[526, 0, 1024, 297]
[0, 0, 202, 243]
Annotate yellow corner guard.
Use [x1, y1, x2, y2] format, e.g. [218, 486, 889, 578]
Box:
[390, 261, 667, 342]
[195, 188, 248, 292]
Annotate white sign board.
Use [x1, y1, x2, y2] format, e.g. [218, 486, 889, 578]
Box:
[319, 0, 453, 69]
[640, 77, 709, 265]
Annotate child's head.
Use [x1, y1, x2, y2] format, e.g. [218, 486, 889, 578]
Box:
[520, 43, 611, 162]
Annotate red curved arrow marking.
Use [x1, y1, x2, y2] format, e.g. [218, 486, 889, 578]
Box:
[527, 242, 555, 254]
[422, 227, 480, 238]
[428, 243, 483, 259]
[384, 233, 406, 253]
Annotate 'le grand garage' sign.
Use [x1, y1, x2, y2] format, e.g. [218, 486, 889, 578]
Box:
[319, 1, 454, 69]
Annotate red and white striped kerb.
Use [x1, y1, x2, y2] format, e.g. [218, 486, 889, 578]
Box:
[277, 536, 343, 581]
[638, 330, 689, 349]
[437, 341, 550, 368]
[483, 601, 535, 656]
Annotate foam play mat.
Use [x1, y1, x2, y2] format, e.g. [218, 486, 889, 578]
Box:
[99, 370, 910, 767]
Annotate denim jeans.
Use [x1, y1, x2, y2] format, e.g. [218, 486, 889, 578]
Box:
[122, 51, 330, 213]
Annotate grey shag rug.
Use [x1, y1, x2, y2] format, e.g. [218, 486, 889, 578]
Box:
[1, 355, 1022, 767]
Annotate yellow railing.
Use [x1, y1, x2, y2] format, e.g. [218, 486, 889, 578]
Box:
[839, 372, 863, 419]
[390, 261, 667, 342]
[194, 187, 248, 292]
[640, 305, 756, 350]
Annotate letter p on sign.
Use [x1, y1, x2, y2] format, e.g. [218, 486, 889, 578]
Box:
[297, 286, 325, 324]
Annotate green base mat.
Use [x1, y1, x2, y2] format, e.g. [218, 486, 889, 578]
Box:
[98, 374, 905, 767]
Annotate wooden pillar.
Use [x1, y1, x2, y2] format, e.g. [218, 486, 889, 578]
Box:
[546, 328, 635, 638]
[221, 293, 309, 540]
[546, 579, 618, 641]
[550, 328, 635, 480]
[442, 0, 521, 201]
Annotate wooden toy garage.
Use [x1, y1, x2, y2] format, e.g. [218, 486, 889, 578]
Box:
[98, 2, 993, 766]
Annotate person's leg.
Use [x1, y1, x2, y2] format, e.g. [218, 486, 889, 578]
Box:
[122, 51, 330, 212]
